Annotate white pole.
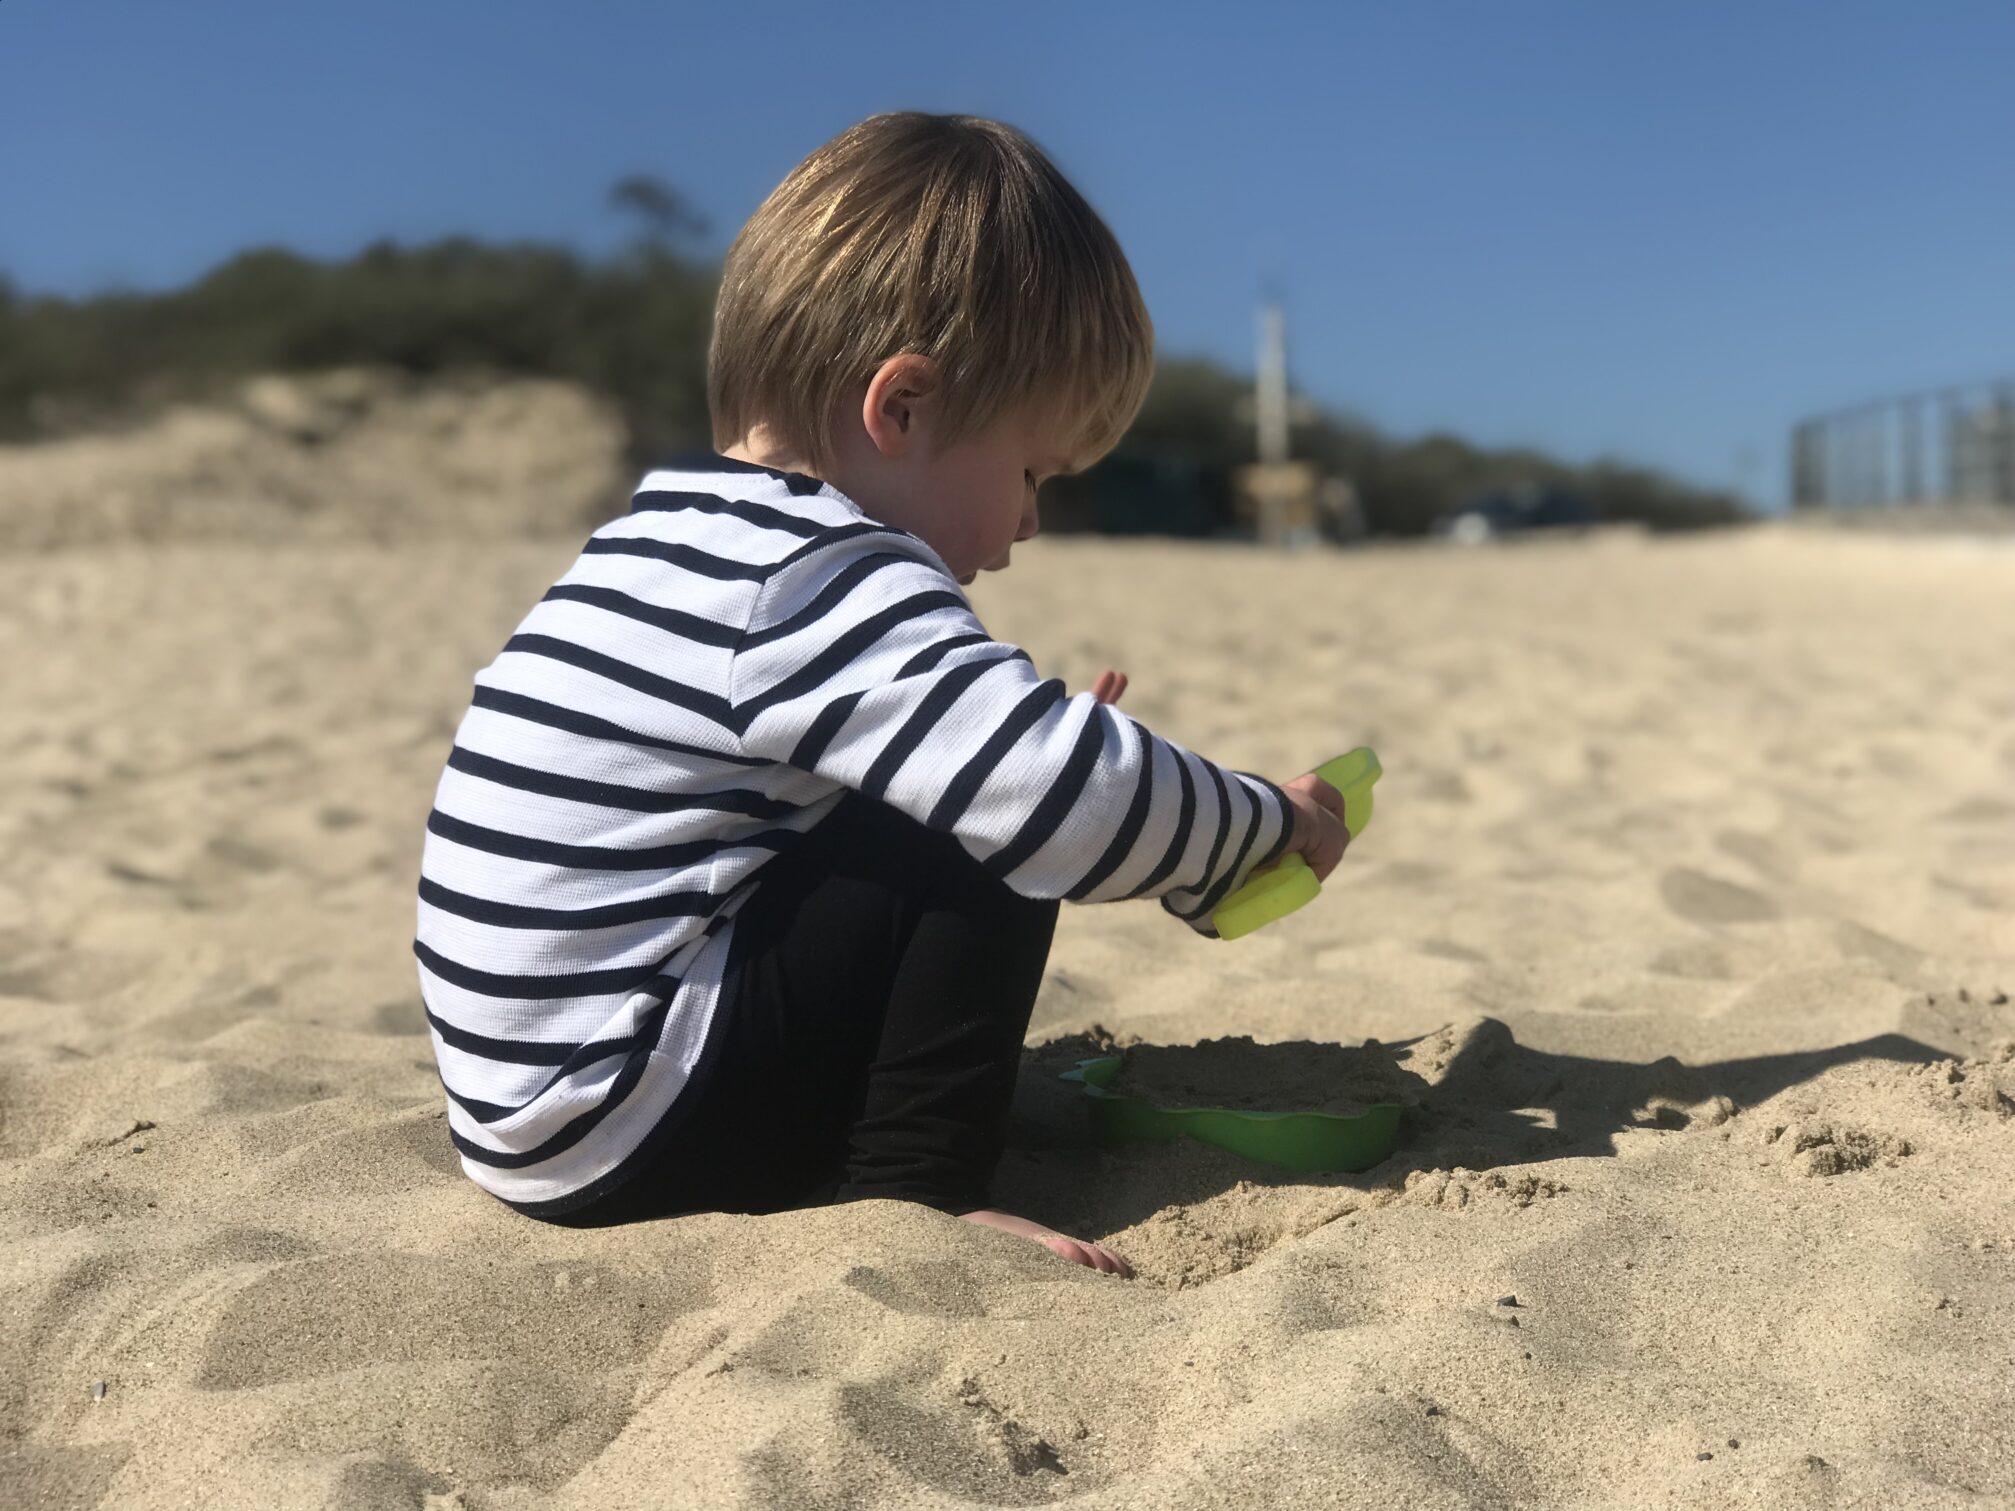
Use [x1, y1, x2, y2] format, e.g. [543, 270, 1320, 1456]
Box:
[1256, 301, 1290, 467]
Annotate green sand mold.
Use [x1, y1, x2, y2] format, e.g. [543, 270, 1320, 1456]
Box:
[1059, 1055, 1401, 1173]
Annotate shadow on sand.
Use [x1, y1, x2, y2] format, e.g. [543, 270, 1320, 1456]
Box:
[993, 1019, 1956, 1242]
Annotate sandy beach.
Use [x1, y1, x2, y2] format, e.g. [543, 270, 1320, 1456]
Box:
[4, 513, 2012, 1508]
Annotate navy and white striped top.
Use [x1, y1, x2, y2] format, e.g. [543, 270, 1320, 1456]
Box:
[415, 454, 1294, 1211]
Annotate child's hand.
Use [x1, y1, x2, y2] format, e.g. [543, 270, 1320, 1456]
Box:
[1280, 771, 1350, 882]
[1091, 669, 1128, 705]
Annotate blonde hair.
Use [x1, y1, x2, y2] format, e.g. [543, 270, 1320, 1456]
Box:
[709, 113, 1154, 476]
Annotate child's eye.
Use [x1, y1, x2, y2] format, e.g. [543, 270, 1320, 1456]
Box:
[1025, 471, 1039, 491]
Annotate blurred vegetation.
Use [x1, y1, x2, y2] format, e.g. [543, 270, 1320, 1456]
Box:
[1092, 357, 1749, 534]
[0, 179, 1746, 535]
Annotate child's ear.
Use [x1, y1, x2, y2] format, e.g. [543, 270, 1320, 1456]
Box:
[861, 354, 941, 459]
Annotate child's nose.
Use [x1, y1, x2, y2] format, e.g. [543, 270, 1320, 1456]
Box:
[1017, 501, 1041, 542]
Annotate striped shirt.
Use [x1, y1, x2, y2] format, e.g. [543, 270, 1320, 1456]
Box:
[414, 453, 1294, 1212]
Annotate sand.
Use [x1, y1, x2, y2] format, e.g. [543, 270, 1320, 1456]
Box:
[1107, 1036, 1421, 1116]
[4, 493, 2014, 1507]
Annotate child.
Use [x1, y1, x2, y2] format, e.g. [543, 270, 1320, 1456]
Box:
[413, 112, 1352, 1275]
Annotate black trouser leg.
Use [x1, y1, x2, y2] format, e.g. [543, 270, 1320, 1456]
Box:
[549, 793, 1058, 1224]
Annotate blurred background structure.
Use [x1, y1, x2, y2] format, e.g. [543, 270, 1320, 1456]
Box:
[1791, 380, 2015, 511]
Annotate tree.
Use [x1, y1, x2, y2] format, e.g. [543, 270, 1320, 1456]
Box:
[608, 175, 709, 250]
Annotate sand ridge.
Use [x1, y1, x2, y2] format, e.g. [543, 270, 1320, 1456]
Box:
[2, 524, 2013, 1508]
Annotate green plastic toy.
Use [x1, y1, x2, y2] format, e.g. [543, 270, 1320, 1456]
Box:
[1059, 1054, 1401, 1173]
[1212, 747, 1382, 941]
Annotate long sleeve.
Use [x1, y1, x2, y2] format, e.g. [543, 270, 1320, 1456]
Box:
[728, 527, 1293, 934]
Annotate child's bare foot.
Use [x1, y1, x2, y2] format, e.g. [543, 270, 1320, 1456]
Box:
[959, 1209, 1133, 1277]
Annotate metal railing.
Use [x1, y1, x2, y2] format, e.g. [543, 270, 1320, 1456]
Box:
[1791, 379, 2015, 509]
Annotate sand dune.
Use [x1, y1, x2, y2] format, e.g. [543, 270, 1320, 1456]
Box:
[2, 524, 2011, 1509]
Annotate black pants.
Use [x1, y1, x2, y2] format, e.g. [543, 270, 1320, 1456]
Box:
[551, 793, 1058, 1225]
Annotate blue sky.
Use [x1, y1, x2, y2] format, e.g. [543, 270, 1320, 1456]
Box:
[4, 1, 2011, 506]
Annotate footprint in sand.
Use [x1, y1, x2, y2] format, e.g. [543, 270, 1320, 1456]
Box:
[1659, 868, 1779, 926]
